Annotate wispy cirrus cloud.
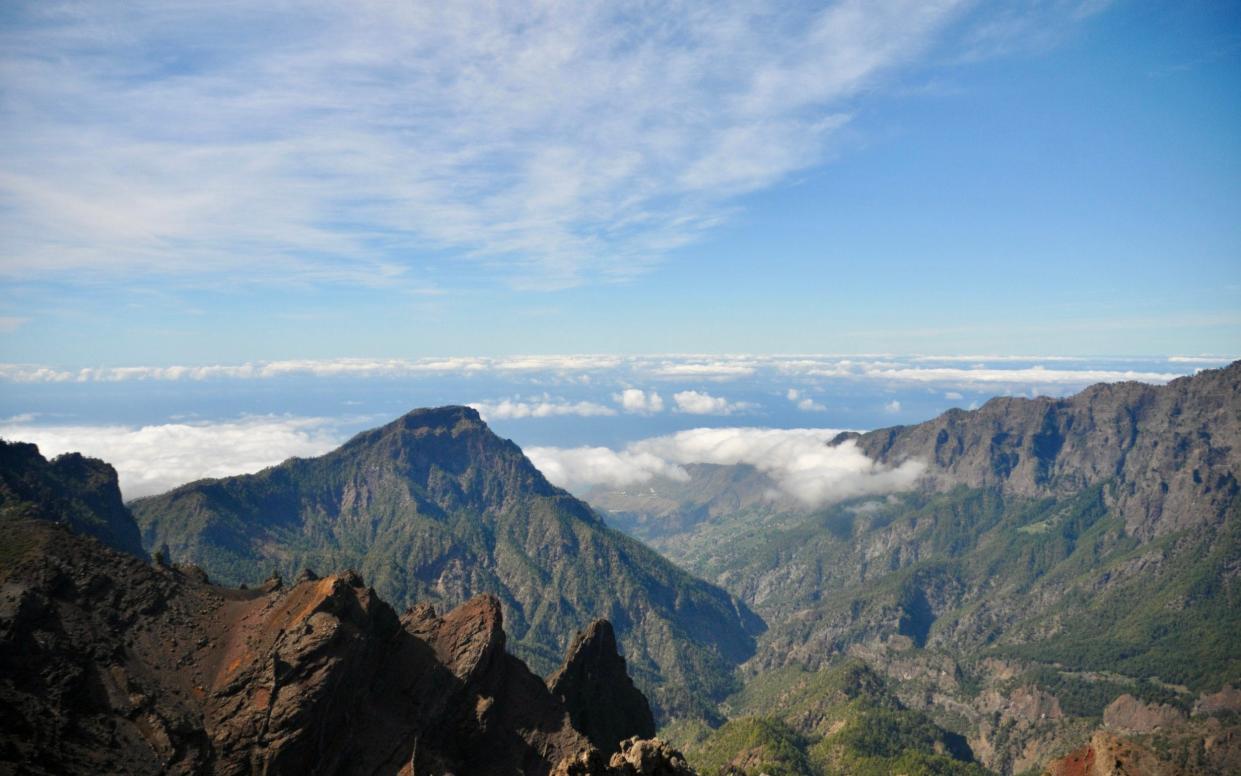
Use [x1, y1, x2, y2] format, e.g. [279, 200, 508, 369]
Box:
[1, 1, 1104, 290]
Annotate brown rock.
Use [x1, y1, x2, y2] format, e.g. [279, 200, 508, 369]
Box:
[1043, 731, 1186, 776]
[1195, 685, 1241, 716]
[0, 518, 661, 775]
[552, 738, 696, 776]
[1103, 694, 1186, 734]
[548, 620, 656, 752]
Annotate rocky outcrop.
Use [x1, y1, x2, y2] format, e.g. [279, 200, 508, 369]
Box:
[548, 620, 656, 752]
[0, 517, 659, 775]
[1042, 731, 1186, 776]
[850, 361, 1241, 538]
[1103, 694, 1186, 734]
[1195, 685, 1241, 715]
[0, 440, 145, 557]
[553, 738, 696, 776]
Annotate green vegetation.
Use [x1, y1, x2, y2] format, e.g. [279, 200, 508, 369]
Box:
[1004, 499, 1241, 691]
[690, 717, 815, 776]
[687, 660, 989, 775]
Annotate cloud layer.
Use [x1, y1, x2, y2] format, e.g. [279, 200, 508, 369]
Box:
[528, 427, 925, 507]
[0, 416, 346, 499]
[468, 397, 616, 420]
[0, 354, 1208, 388]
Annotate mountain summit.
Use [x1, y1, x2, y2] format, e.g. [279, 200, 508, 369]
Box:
[132, 405, 761, 717]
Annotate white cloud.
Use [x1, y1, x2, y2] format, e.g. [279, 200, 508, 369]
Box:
[468, 397, 616, 420]
[0, 416, 345, 499]
[1168, 355, 1235, 364]
[865, 365, 1184, 385]
[0, 354, 1204, 388]
[672, 390, 754, 415]
[884, 400, 903, 413]
[532, 427, 925, 507]
[615, 388, 664, 414]
[944, 391, 964, 400]
[2, 0, 1048, 290]
[787, 388, 825, 411]
[646, 361, 758, 380]
[526, 446, 689, 491]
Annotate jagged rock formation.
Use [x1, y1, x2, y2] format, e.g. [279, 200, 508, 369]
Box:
[548, 620, 656, 752]
[0, 514, 668, 774]
[132, 406, 761, 718]
[0, 440, 145, 557]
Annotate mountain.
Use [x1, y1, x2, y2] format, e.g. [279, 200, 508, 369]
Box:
[0, 515, 681, 775]
[846, 360, 1240, 540]
[130, 406, 762, 719]
[590, 362, 1241, 774]
[0, 439, 145, 558]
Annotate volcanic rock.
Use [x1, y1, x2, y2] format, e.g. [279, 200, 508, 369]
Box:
[0, 515, 655, 775]
[548, 620, 656, 752]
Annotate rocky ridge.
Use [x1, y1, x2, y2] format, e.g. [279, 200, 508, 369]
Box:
[848, 362, 1241, 539]
[0, 515, 675, 775]
[0, 439, 145, 557]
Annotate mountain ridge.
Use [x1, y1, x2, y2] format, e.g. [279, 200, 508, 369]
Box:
[131, 405, 762, 719]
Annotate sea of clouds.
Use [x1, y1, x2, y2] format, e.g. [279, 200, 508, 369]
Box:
[0, 354, 1229, 499]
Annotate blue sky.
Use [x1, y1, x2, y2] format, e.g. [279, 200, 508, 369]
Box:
[0, 2, 1239, 499]
[0, 0, 1237, 363]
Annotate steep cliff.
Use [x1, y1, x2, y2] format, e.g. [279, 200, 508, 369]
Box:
[0, 439, 145, 558]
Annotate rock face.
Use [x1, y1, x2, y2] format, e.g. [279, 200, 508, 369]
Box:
[1042, 731, 1186, 776]
[0, 440, 145, 557]
[548, 620, 656, 752]
[132, 406, 761, 717]
[850, 361, 1241, 539]
[1102, 694, 1186, 734]
[0, 516, 666, 775]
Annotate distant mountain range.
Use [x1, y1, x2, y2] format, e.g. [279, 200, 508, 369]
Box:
[129, 406, 762, 720]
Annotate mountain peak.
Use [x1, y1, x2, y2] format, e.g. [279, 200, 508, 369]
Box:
[548, 619, 656, 752]
[396, 404, 485, 430]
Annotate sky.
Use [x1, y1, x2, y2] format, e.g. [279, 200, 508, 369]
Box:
[0, 1, 1239, 499]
